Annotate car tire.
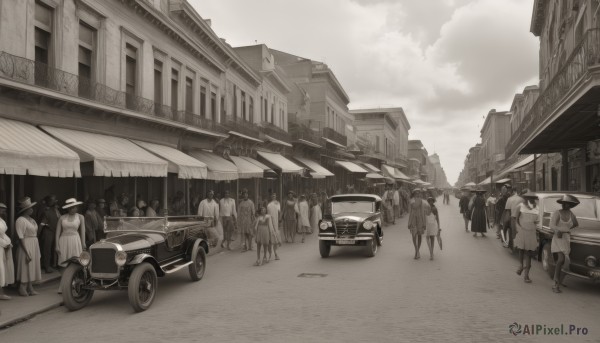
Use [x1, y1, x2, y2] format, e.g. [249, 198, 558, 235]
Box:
[366, 237, 377, 257]
[541, 242, 556, 280]
[319, 240, 331, 258]
[189, 240, 207, 282]
[61, 263, 94, 311]
[128, 262, 157, 312]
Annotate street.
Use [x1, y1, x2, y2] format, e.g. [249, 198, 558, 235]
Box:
[1, 200, 599, 343]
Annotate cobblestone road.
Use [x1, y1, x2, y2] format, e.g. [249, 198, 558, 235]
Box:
[1, 198, 599, 342]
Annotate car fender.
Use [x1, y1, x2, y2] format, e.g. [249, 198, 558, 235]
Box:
[186, 238, 209, 258]
[128, 254, 165, 277]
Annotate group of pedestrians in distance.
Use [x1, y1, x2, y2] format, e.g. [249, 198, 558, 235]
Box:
[457, 183, 581, 293]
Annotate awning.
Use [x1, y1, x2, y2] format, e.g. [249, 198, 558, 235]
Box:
[132, 140, 207, 179]
[394, 169, 411, 181]
[228, 131, 263, 143]
[334, 161, 368, 173]
[42, 126, 167, 177]
[414, 179, 428, 185]
[381, 164, 409, 180]
[294, 157, 334, 179]
[187, 151, 238, 181]
[362, 163, 381, 173]
[464, 182, 476, 187]
[336, 149, 356, 159]
[0, 118, 80, 177]
[366, 173, 385, 179]
[497, 155, 536, 178]
[478, 177, 491, 186]
[495, 178, 511, 184]
[229, 156, 264, 179]
[257, 151, 303, 173]
[323, 137, 345, 149]
[265, 135, 293, 148]
[295, 138, 322, 149]
[238, 156, 278, 179]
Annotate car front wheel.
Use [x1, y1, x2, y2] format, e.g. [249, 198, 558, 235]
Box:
[61, 263, 94, 311]
[366, 238, 377, 257]
[319, 240, 331, 258]
[128, 262, 157, 312]
[541, 242, 556, 279]
[189, 240, 207, 281]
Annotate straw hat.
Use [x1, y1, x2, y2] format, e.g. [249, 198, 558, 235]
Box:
[521, 191, 538, 199]
[473, 188, 487, 194]
[62, 198, 83, 209]
[556, 194, 580, 207]
[0, 203, 7, 209]
[17, 197, 37, 214]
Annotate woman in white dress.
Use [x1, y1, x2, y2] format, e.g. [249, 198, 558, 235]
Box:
[15, 197, 42, 296]
[309, 193, 322, 235]
[266, 193, 282, 261]
[549, 194, 579, 293]
[513, 192, 539, 283]
[297, 195, 311, 243]
[0, 203, 15, 300]
[56, 198, 86, 293]
[425, 197, 440, 260]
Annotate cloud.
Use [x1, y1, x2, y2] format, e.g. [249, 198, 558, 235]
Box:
[189, 0, 539, 184]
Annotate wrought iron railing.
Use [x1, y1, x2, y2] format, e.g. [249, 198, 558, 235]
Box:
[289, 121, 322, 147]
[260, 121, 290, 142]
[506, 28, 600, 158]
[322, 126, 347, 146]
[178, 111, 222, 132]
[222, 115, 260, 138]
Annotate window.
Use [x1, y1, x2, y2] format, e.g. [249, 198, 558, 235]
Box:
[125, 44, 137, 109]
[171, 69, 179, 112]
[249, 96, 254, 123]
[185, 77, 193, 113]
[241, 91, 247, 120]
[260, 96, 264, 122]
[200, 86, 207, 117]
[210, 92, 217, 122]
[271, 102, 275, 124]
[154, 60, 163, 107]
[78, 22, 96, 98]
[34, 2, 53, 86]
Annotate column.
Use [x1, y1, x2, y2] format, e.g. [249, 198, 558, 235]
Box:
[561, 149, 569, 191]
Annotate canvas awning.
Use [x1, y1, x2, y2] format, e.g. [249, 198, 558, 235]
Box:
[334, 161, 368, 173]
[227, 131, 263, 143]
[394, 169, 411, 181]
[381, 164, 410, 180]
[294, 157, 334, 179]
[132, 140, 207, 179]
[496, 155, 536, 179]
[229, 156, 264, 179]
[265, 135, 293, 148]
[366, 173, 385, 179]
[362, 163, 381, 173]
[42, 126, 167, 177]
[323, 137, 345, 149]
[295, 138, 322, 149]
[257, 151, 303, 173]
[495, 178, 511, 184]
[0, 118, 80, 177]
[478, 177, 491, 186]
[187, 151, 238, 181]
[238, 156, 278, 179]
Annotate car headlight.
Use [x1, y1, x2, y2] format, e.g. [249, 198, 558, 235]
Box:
[363, 220, 374, 230]
[115, 251, 127, 266]
[319, 222, 330, 230]
[79, 251, 91, 267]
[585, 256, 597, 268]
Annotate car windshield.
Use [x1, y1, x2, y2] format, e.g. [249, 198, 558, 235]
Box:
[331, 201, 374, 214]
[542, 198, 598, 220]
[105, 217, 168, 233]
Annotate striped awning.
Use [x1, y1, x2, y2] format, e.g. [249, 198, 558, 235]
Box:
[42, 126, 167, 177]
[294, 157, 334, 179]
[188, 151, 238, 181]
[0, 118, 80, 177]
[229, 156, 264, 179]
[132, 140, 207, 179]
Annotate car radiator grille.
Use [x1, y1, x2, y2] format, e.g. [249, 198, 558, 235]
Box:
[91, 248, 118, 274]
[335, 220, 359, 236]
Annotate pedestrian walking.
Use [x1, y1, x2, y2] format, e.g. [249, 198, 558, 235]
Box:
[254, 206, 275, 266]
[458, 188, 472, 232]
[400, 186, 409, 217]
[297, 195, 311, 243]
[282, 191, 298, 243]
[266, 192, 282, 260]
[485, 192, 497, 229]
[514, 191, 539, 283]
[382, 186, 395, 225]
[0, 203, 14, 300]
[550, 194, 580, 293]
[238, 189, 256, 252]
[15, 197, 42, 296]
[425, 197, 440, 260]
[393, 187, 401, 219]
[309, 193, 322, 234]
[495, 185, 510, 239]
[408, 189, 428, 259]
[198, 191, 220, 247]
[469, 189, 487, 237]
[56, 198, 86, 293]
[219, 190, 237, 250]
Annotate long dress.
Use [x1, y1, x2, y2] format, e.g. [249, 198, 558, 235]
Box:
[282, 200, 297, 235]
[470, 196, 487, 233]
[514, 203, 538, 251]
[297, 200, 311, 233]
[267, 201, 282, 244]
[0, 218, 15, 287]
[310, 203, 322, 233]
[57, 214, 84, 267]
[408, 198, 428, 235]
[237, 199, 256, 236]
[255, 215, 274, 245]
[15, 216, 42, 283]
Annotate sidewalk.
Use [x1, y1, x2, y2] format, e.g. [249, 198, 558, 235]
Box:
[0, 235, 244, 330]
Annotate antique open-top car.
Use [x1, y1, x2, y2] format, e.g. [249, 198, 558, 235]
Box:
[61, 215, 213, 312]
[318, 194, 383, 258]
[536, 192, 600, 282]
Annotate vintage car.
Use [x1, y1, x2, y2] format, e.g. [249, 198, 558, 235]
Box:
[318, 194, 383, 258]
[536, 192, 600, 282]
[61, 215, 213, 312]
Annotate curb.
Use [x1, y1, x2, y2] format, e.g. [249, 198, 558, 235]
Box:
[0, 301, 63, 330]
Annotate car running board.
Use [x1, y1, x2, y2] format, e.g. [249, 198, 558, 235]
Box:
[162, 259, 193, 274]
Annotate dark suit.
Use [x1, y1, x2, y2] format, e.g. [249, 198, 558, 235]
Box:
[40, 206, 61, 270]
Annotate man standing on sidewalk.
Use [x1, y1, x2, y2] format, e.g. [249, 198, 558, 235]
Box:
[219, 190, 237, 250]
[39, 195, 60, 274]
[198, 191, 219, 247]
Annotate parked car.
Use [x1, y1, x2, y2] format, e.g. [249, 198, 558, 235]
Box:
[61, 215, 213, 312]
[536, 192, 600, 282]
[318, 194, 383, 258]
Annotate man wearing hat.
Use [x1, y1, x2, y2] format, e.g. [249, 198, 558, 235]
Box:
[198, 191, 219, 247]
[38, 195, 61, 273]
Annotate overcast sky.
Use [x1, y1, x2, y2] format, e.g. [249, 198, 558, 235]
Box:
[190, 0, 539, 184]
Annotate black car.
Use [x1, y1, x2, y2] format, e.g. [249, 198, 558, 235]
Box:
[318, 194, 383, 258]
[61, 215, 213, 312]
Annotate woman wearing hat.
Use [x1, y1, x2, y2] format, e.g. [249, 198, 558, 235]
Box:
[469, 189, 488, 237]
[55, 199, 86, 268]
[0, 203, 15, 300]
[15, 197, 42, 296]
[408, 189, 428, 259]
[550, 194, 580, 293]
[513, 191, 539, 283]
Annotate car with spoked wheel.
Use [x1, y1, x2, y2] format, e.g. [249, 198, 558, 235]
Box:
[60, 215, 213, 312]
[318, 194, 383, 258]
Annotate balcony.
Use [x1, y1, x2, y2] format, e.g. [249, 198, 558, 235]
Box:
[260, 121, 290, 143]
[178, 111, 221, 132]
[289, 120, 322, 147]
[222, 115, 260, 139]
[0, 51, 222, 136]
[506, 28, 600, 157]
[322, 127, 347, 147]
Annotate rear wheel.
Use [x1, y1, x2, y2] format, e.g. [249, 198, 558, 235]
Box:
[541, 242, 556, 279]
[319, 240, 331, 258]
[189, 240, 207, 281]
[128, 262, 157, 312]
[61, 264, 94, 311]
[366, 238, 378, 257]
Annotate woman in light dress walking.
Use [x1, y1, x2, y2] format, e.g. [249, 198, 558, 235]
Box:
[254, 206, 276, 266]
[266, 193, 282, 261]
[56, 198, 86, 293]
[549, 194, 579, 293]
[297, 195, 311, 243]
[408, 189, 428, 260]
[513, 191, 539, 283]
[425, 197, 440, 260]
[237, 190, 256, 252]
[15, 197, 42, 296]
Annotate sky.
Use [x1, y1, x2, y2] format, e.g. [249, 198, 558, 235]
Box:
[189, 0, 540, 185]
